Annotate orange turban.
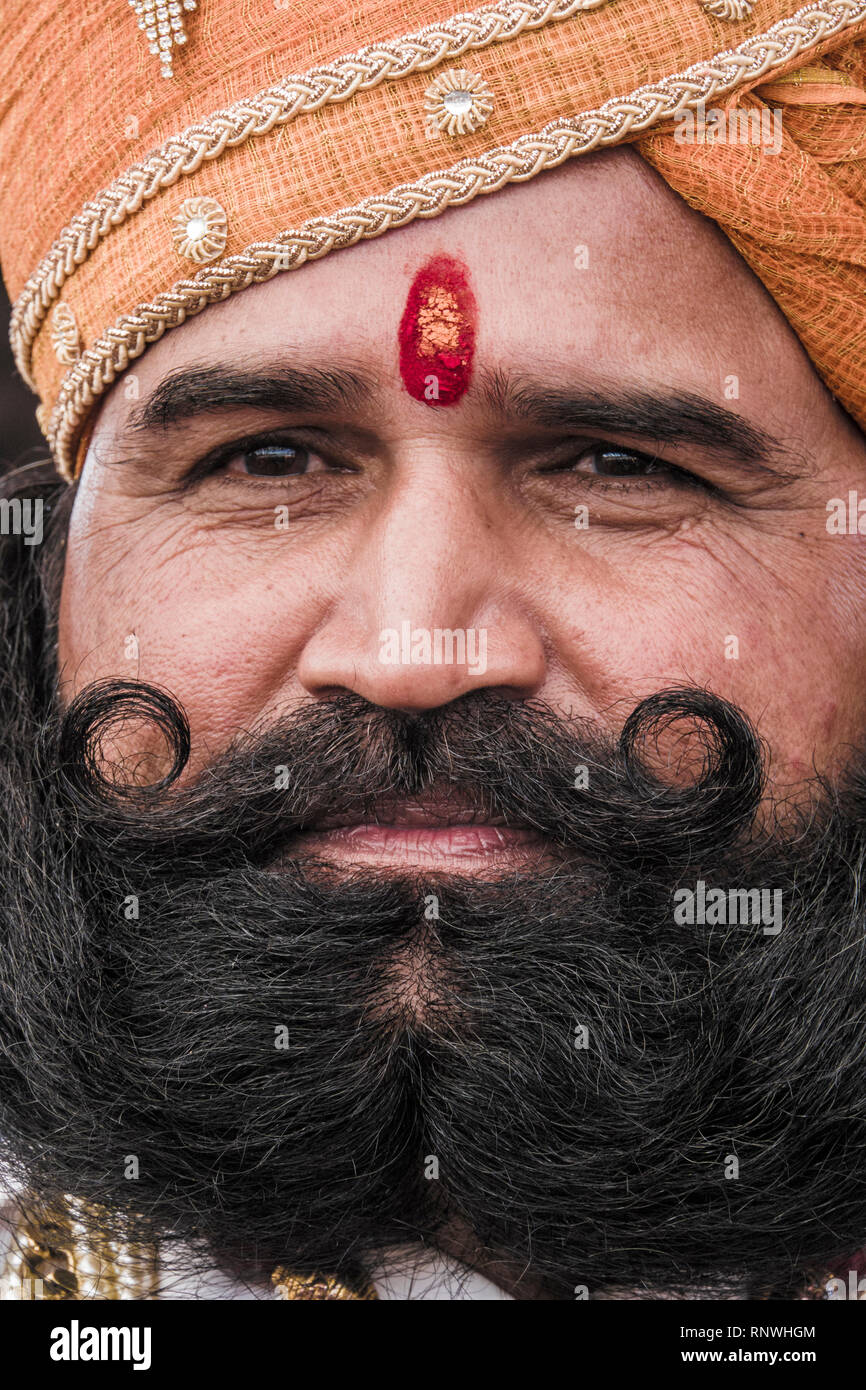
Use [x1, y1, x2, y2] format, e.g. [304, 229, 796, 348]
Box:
[0, 0, 864, 481]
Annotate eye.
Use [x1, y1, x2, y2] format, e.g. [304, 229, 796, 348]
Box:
[534, 441, 708, 494]
[218, 443, 330, 478]
[567, 445, 675, 479]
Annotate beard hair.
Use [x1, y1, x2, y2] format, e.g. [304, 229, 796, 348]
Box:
[1, 466, 866, 1300]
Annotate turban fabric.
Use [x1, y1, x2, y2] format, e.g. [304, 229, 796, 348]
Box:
[639, 51, 866, 437]
[0, 0, 864, 481]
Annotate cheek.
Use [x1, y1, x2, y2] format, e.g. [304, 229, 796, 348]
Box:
[536, 533, 866, 782]
[58, 539, 141, 690]
[57, 514, 325, 763]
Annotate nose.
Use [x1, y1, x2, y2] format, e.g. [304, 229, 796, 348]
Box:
[295, 461, 547, 710]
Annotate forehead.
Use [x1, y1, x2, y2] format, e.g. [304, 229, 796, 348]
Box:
[92, 146, 819, 443]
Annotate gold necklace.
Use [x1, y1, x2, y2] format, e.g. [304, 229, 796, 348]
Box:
[0, 1197, 377, 1300]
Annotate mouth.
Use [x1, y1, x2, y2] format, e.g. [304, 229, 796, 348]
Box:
[284, 795, 551, 872]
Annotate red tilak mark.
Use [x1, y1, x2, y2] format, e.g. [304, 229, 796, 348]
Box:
[398, 254, 477, 406]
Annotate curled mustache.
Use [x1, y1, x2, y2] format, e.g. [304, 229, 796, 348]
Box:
[52, 679, 765, 874]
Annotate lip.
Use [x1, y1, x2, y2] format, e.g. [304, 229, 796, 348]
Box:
[286, 796, 548, 870]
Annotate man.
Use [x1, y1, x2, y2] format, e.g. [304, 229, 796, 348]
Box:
[0, 0, 865, 1300]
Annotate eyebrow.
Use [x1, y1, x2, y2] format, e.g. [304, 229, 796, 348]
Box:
[478, 368, 804, 477]
[125, 357, 805, 480]
[127, 362, 376, 433]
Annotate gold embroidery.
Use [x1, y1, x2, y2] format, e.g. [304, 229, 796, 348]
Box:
[701, 0, 754, 18]
[761, 62, 857, 86]
[171, 195, 229, 263]
[0, 1200, 159, 1300]
[49, 303, 82, 365]
[272, 1267, 379, 1300]
[425, 68, 495, 136]
[0, 1201, 378, 1300]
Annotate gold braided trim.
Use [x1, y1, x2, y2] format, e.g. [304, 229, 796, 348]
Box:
[10, 0, 613, 386]
[0, 1199, 160, 1300]
[0, 1199, 378, 1300]
[42, 0, 866, 481]
[271, 1266, 379, 1299]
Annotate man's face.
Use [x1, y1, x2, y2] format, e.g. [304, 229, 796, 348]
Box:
[7, 146, 866, 1299]
[60, 148, 866, 808]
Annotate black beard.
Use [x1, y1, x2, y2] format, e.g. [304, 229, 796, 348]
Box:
[1, 470, 866, 1299]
